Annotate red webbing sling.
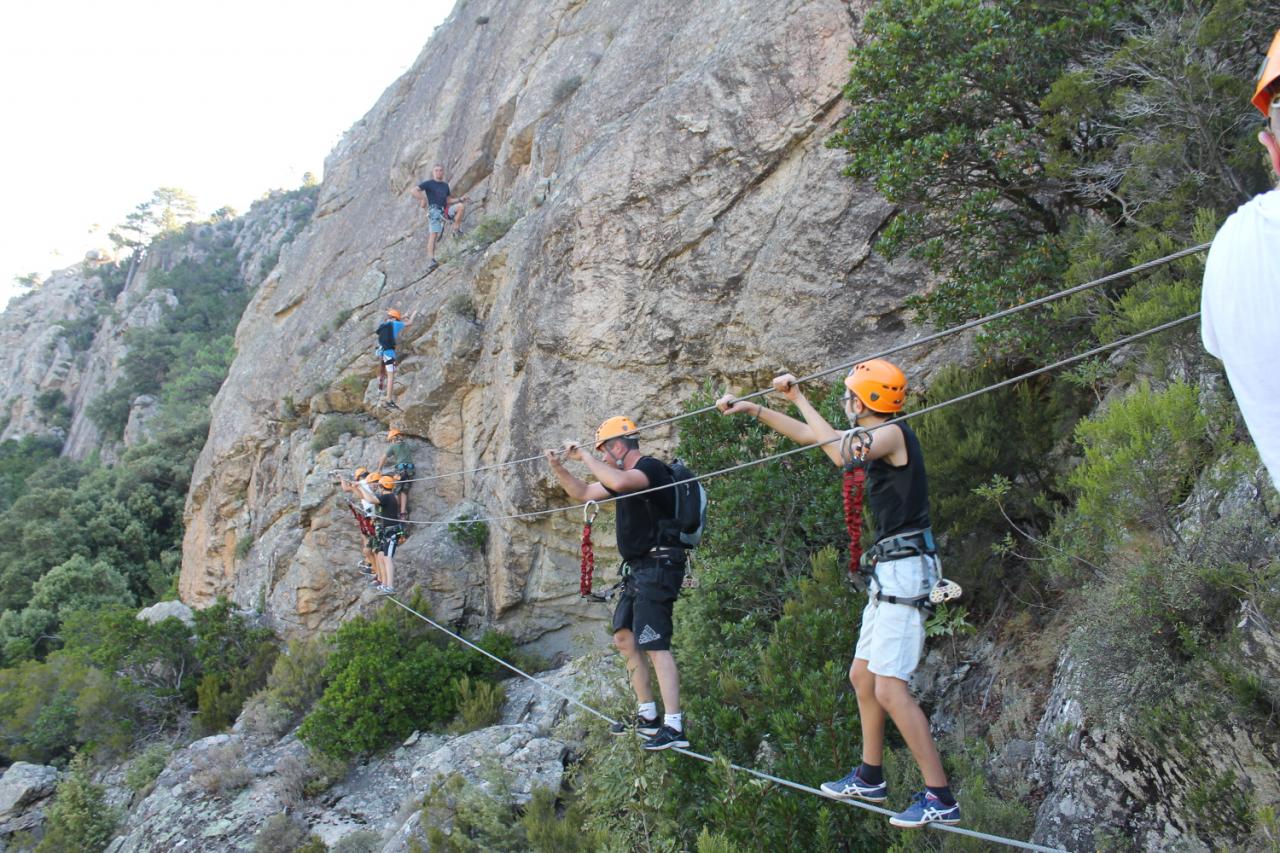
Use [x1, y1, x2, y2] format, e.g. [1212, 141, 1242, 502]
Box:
[842, 466, 866, 580]
[580, 502, 599, 597]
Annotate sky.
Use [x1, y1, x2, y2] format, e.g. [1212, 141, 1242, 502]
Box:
[0, 0, 455, 308]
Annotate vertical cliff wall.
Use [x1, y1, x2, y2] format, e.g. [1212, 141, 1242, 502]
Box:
[180, 0, 960, 649]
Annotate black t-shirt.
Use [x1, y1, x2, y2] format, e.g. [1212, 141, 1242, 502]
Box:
[375, 493, 401, 526]
[417, 179, 450, 208]
[866, 420, 931, 541]
[605, 456, 675, 560]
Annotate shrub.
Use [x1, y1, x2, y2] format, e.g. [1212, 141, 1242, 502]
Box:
[298, 599, 509, 759]
[337, 374, 367, 398]
[465, 210, 517, 251]
[332, 308, 355, 329]
[243, 635, 331, 736]
[191, 739, 253, 797]
[448, 517, 489, 552]
[332, 830, 383, 852]
[35, 754, 119, 853]
[193, 599, 278, 732]
[449, 676, 505, 733]
[447, 293, 477, 321]
[124, 742, 171, 794]
[235, 535, 253, 560]
[252, 814, 320, 853]
[311, 415, 364, 452]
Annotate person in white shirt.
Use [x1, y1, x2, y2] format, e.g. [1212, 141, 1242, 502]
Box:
[1201, 29, 1280, 488]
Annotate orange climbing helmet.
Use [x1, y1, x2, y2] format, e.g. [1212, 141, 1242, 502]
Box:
[595, 415, 638, 450]
[379, 475, 397, 490]
[365, 471, 381, 484]
[353, 466, 368, 479]
[1253, 29, 1280, 117]
[387, 309, 403, 320]
[387, 428, 401, 440]
[844, 359, 907, 413]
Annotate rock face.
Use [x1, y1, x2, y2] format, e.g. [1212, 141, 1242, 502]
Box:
[0, 192, 314, 461]
[107, 652, 621, 852]
[0, 762, 58, 851]
[180, 0, 961, 649]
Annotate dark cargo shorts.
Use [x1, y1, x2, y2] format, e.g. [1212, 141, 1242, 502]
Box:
[611, 556, 685, 651]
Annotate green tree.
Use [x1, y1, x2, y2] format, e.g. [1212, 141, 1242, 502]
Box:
[35, 754, 119, 853]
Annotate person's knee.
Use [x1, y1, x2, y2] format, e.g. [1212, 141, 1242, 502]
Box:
[873, 676, 911, 711]
[851, 664, 874, 696]
[613, 631, 635, 655]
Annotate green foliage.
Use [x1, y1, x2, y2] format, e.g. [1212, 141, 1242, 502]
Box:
[449, 676, 505, 733]
[311, 415, 364, 452]
[34, 388, 73, 430]
[108, 187, 199, 252]
[448, 517, 489, 551]
[57, 313, 100, 353]
[447, 292, 477, 321]
[192, 599, 278, 732]
[465, 209, 517, 251]
[252, 813, 321, 853]
[0, 433, 62, 510]
[35, 754, 119, 853]
[244, 635, 332, 736]
[298, 599, 513, 759]
[124, 742, 171, 793]
[235, 535, 253, 560]
[1067, 381, 1216, 555]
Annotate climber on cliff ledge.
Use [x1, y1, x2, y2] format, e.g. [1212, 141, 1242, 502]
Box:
[412, 163, 470, 273]
[375, 309, 412, 410]
[378, 428, 415, 517]
[544, 417, 692, 752]
[717, 361, 961, 829]
[371, 475, 403, 594]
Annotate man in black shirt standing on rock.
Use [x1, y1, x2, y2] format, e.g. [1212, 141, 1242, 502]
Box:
[412, 164, 469, 272]
[545, 416, 691, 751]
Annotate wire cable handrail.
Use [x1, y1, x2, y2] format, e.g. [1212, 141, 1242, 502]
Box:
[377, 243, 1208, 486]
[366, 311, 1199, 527]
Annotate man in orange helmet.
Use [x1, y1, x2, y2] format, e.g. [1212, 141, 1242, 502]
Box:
[717, 360, 960, 829]
[378, 428, 415, 517]
[544, 416, 691, 751]
[1201, 29, 1280, 489]
[371, 475, 402, 594]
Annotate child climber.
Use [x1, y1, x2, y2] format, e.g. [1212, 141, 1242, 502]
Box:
[716, 360, 960, 829]
[375, 309, 411, 410]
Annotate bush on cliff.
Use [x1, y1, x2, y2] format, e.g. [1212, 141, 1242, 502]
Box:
[298, 597, 515, 760]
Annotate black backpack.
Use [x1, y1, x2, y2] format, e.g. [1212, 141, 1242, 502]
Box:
[658, 458, 707, 549]
[376, 321, 397, 350]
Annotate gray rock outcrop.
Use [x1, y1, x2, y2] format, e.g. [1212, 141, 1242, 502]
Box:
[180, 0, 960, 649]
[107, 652, 621, 852]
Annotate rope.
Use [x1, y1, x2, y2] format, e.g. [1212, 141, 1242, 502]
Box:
[380, 594, 1065, 852]
[368, 310, 1199, 527]
[384, 243, 1209, 486]
[842, 467, 866, 579]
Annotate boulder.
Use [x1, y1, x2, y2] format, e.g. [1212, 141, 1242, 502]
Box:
[0, 763, 58, 820]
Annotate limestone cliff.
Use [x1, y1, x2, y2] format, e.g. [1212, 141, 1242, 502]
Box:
[179, 0, 963, 649]
[0, 192, 314, 461]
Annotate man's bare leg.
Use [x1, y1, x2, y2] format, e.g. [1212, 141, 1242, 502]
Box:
[646, 650, 680, 715]
[613, 629, 654, 703]
[451, 202, 467, 232]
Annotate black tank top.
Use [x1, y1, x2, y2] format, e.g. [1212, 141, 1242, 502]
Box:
[866, 420, 931, 541]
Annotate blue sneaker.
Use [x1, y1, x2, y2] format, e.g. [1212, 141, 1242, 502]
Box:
[819, 768, 887, 803]
[889, 791, 961, 828]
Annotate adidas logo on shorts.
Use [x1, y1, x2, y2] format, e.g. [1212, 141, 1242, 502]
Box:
[637, 624, 662, 645]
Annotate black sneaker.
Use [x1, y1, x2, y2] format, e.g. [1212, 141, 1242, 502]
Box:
[427, 258, 440, 272]
[609, 715, 659, 737]
[642, 725, 689, 751]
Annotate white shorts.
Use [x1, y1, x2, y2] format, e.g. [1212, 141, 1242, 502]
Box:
[853, 554, 937, 681]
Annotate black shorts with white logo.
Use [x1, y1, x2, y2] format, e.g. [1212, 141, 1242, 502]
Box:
[611, 555, 685, 651]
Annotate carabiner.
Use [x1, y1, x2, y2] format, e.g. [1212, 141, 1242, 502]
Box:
[583, 500, 599, 526]
[840, 427, 871, 469]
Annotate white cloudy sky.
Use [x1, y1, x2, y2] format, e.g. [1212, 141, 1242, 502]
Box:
[0, 0, 455, 307]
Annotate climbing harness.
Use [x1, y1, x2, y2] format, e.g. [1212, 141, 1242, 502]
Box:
[379, 593, 1064, 852]
[347, 502, 376, 538]
[580, 500, 599, 598]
